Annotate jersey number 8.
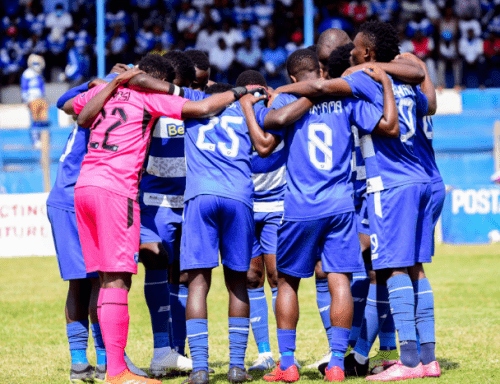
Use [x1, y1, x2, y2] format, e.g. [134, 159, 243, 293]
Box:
[308, 123, 333, 171]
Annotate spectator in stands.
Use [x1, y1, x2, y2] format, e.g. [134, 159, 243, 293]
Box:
[107, 25, 130, 70]
[437, 30, 461, 89]
[200, 4, 222, 26]
[399, 0, 425, 21]
[483, 31, 500, 87]
[439, 5, 459, 41]
[0, 25, 25, 85]
[209, 37, 234, 83]
[487, 4, 500, 36]
[261, 38, 287, 87]
[192, 0, 214, 11]
[46, 27, 67, 80]
[105, 0, 130, 30]
[235, 37, 262, 71]
[152, 24, 175, 52]
[408, 30, 437, 84]
[459, 28, 484, 88]
[177, 1, 203, 35]
[24, 31, 47, 57]
[45, 3, 73, 42]
[421, 0, 440, 22]
[285, 28, 303, 56]
[406, 11, 434, 39]
[317, 3, 354, 36]
[234, 0, 255, 25]
[241, 20, 264, 46]
[343, 0, 372, 27]
[196, 23, 219, 54]
[64, 37, 90, 87]
[371, 0, 399, 23]
[67, 22, 92, 55]
[134, 23, 155, 55]
[458, 12, 482, 39]
[22, 2, 45, 37]
[254, 0, 274, 28]
[219, 20, 244, 49]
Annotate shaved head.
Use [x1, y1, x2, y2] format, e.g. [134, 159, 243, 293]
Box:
[316, 29, 352, 77]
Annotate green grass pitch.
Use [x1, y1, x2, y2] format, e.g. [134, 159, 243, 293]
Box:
[1, 244, 499, 383]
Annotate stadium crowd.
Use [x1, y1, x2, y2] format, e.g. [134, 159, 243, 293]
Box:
[1, 0, 500, 88]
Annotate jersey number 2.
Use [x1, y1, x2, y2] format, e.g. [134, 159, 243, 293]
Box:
[89, 107, 127, 152]
[196, 116, 241, 157]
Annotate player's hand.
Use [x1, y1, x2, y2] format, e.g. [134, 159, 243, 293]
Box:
[245, 85, 269, 99]
[88, 78, 107, 88]
[395, 52, 425, 69]
[240, 93, 268, 106]
[114, 67, 145, 85]
[109, 63, 130, 74]
[362, 64, 388, 84]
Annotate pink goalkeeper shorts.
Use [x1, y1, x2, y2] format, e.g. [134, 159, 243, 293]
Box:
[75, 186, 140, 274]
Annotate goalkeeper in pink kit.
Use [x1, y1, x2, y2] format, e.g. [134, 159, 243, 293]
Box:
[66, 55, 265, 384]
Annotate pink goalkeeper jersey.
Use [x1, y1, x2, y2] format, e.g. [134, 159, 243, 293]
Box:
[73, 84, 188, 200]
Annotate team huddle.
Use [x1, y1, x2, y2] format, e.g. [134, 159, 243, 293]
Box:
[47, 20, 445, 384]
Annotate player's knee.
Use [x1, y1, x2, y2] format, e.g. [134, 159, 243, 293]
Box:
[369, 269, 377, 284]
[139, 242, 169, 270]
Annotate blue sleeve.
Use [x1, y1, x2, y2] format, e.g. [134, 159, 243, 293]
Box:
[414, 85, 429, 118]
[270, 93, 296, 110]
[56, 81, 90, 109]
[183, 87, 207, 101]
[342, 70, 381, 102]
[349, 97, 384, 135]
[254, 103, 272, 128]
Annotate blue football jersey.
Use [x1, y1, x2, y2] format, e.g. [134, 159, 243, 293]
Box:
[139, 88, 206, 208]
[184, 101, 255, 208]
[256, 93, 383, 221]
[413, 86, 443, 183]
[344, 70, 431, 193]
[251, 105, 287, 211]
[46, 124, 90, 211]
[20, 68, 44, 103]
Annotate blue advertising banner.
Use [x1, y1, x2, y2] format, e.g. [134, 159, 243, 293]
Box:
[441, 185, 500, 244]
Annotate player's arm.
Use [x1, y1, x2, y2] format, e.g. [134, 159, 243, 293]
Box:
[180, 86, 268, 119]
[240, 93, 281, 157]
[128, 73, 186, 96]
[344, 59, 425, 85]
[260, 96, 314, 130]
[364, 66, 399, 137]
[77, 68, 145, 128]
[397, 52, 436, 115]
[274, 78, 354, 98]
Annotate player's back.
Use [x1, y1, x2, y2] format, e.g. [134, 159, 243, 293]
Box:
[344, 71, 431, 193]
[413, 85, 442, 183]
[184, 101, 254, 208]
[265, 93, 357, 221]
[73, 84, 186, 200]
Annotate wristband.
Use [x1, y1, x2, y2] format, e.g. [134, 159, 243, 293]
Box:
[231, 86, 247, 100]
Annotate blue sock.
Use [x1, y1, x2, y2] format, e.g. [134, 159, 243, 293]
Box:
[271, 287, 278, 316]
[327, 327, 350, 370]
[315, 279, 332, 344]
[379, 312, 397, 351]
[353, 285, 391, 359]
[91, 322, 107, 366]
[277, 329, 296, 370]
[349, 271, 370, 347]
[229, 317, 250, 369]
[413, 278, 435, 364]
[186, 319, 209, 372]
[387, 275, 419, 368]
[145, 270, 171, 349]
[170, 283, 188, 355]
[30, 121, 42, 144]
[67, 320, 89, 364]
[248, 287, 271, 353]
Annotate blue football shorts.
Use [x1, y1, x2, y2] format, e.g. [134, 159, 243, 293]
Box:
[430, 179, 446, 256]
[139, 195, 183, 264]
[276, 211, 364, 278]
[181, 195, 254, 272]
[47, 205, 99, 281]
[355, 193, 370, 235]
[367, 183, 433, 270]
[252, 210, 283, 258]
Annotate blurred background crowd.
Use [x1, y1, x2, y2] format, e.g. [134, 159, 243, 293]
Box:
[2, 0, 500, 89]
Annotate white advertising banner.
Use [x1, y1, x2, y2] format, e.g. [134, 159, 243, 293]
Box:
[0, 192, 55, 257]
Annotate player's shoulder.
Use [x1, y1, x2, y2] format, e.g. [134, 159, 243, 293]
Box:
[271, 93, 297, 109]
[183, 87, 207, 102]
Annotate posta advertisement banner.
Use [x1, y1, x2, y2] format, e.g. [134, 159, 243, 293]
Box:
[0, 192, 55, 257]
[441, 185, 500, 244]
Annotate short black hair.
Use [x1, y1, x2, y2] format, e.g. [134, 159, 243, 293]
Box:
[184, 49, 210, 71]
[358, 21, 400, 63]
[306, 44, 317, 52]
[235, 70, 267, 87]
[286, 48, 320, 78]
[327, 42, 354, 79]
[204, 83, 233, 95]
[162, 50, 196, 84]
[138, 53, 174, 81]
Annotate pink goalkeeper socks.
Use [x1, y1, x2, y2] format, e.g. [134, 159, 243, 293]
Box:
[100, 288, 129, 377]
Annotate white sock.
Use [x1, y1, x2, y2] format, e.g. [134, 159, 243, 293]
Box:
[354, 351, 369, 365]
